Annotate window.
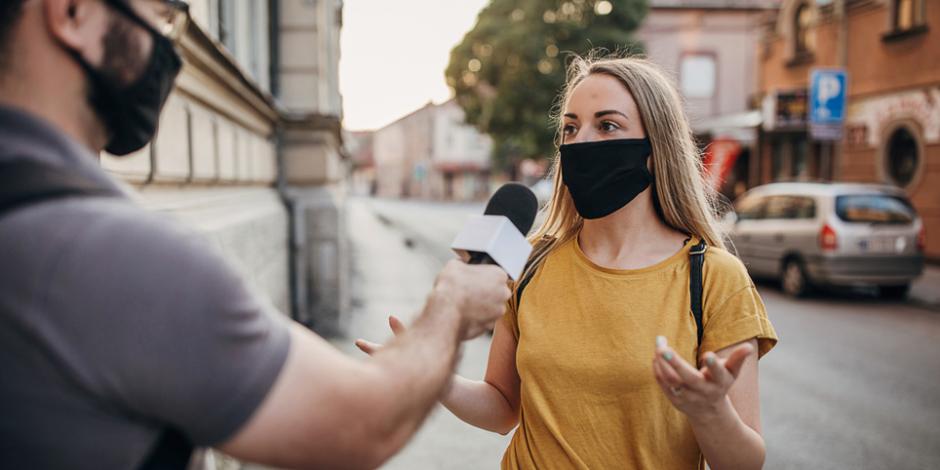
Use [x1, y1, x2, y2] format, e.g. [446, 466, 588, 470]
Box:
[894, 0, 925, 31]
[764, 196, 816, 220]
[794, 3, 814, 54]
[736, 196, 768, 221]
[885, 126, 920, 188]
[680, 54, 716, 99]
[218, 0, 236, 53]
[836, 195, 916, 225]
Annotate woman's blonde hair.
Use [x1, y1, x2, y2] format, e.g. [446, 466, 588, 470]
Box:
[518, 55, 727, 289]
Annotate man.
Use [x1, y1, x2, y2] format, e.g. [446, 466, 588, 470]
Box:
[0, 1, 511, 468]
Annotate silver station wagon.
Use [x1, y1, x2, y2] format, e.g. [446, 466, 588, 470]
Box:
[725, 182, 925, 298]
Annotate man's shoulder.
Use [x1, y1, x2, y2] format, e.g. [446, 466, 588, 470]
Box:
[40, 197, 211, 259]
[23, 197, 241, 303]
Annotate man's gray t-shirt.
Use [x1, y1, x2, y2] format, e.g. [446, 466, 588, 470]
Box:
[0, 106, 291, 468]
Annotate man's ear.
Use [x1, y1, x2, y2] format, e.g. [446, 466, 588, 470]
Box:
[42, 0, 109, 64]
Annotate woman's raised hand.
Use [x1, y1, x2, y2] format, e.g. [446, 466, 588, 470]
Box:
[355, 315, 406, 356]
[651, 335, 753, 420]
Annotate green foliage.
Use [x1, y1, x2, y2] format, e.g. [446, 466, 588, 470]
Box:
[446, 0, 648, 170]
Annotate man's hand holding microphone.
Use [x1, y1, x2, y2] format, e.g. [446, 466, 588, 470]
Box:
[357, 183, 538, 353]
[426, 259, 512, 340]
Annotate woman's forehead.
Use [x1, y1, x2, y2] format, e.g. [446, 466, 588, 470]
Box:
[565, 74, 638, 117]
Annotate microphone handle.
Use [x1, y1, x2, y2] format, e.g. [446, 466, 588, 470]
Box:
[467, 251, 496, 265]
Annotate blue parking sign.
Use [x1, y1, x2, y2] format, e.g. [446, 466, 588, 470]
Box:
[810, 69, 847, 124]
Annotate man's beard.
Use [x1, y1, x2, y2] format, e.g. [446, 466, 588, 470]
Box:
[92, 13, 149, 98]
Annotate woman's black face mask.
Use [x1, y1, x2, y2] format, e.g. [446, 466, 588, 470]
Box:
[559, 138, 653, 220]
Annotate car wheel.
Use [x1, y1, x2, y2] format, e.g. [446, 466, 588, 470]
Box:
[880, 284, 910, 300]
[782, 259, 811, 298]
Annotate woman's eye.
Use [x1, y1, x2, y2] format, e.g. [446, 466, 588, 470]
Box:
[600, 121, 620, 132]
[563, 124, 577, 135]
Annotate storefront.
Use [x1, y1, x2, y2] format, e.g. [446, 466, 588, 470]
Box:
[758, 89, 837, 185]
[694, 110, 762, 200]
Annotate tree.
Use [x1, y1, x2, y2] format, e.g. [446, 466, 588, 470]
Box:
[446, 0, 649, 171]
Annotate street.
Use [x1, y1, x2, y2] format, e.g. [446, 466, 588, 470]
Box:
[337, 197, 940, 470]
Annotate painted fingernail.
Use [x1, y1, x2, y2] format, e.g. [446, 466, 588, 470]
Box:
[656, 335, 667, 348]
[662, 351, 673, 361]
[706, 355, 716, 366]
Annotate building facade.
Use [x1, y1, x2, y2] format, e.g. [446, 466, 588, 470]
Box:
[756, 0, 939, 259]
[346, 130, 376, 196]
[101, 0, 348, 335]
[637, 0, 780, 124]
[373, 99, 492, 201]
[636, 0, 781, 198]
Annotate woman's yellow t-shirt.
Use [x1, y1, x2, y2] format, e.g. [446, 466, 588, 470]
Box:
[501, 237, 777, 470]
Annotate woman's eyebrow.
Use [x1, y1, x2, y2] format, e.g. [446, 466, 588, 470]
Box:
[595, 110, 629, 120]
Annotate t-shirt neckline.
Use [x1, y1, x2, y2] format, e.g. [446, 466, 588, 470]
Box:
[571, 232, 697, 277]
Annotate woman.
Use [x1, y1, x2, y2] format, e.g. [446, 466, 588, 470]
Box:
[358, 56, 778, 469]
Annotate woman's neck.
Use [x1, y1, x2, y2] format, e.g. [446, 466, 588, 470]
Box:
[577, 189, 688, 270]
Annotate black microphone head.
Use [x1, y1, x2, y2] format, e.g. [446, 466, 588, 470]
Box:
[484, 183, 539, 235]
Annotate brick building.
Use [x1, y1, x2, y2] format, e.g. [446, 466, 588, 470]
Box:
[755, 0, 939, 259]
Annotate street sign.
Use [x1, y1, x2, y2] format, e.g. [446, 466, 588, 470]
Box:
[810, 68, 847, 140]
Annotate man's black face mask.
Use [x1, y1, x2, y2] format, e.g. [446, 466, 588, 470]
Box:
[62, 0, 183, 155]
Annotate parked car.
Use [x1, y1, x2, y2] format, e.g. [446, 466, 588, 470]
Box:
[724, 182, 925, 298]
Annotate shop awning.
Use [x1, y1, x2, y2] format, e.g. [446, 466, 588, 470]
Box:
[693, 110, 762, 143]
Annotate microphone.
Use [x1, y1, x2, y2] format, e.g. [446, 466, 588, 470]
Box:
[451, 183, 538, 280]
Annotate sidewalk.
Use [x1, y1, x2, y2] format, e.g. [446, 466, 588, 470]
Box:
[337, 198, 511, 469]
[910, 263, 940, 311]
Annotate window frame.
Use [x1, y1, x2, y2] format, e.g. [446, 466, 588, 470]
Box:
[880, 123, 925, 191]
[883, 0, 929, 42]
[678, 51, 719, 100]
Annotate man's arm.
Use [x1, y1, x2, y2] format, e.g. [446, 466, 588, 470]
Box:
[220, 261, 510, 469]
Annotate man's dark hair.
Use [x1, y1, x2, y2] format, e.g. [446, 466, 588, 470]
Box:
[0, 0, 28, 68]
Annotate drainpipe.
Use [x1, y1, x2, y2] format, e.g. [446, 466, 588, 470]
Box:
[270, 0, 306, 325]
[274, 124, 302, 324]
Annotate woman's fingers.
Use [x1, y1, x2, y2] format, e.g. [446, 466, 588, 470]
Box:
[702, 351, 732, 387]
[389, 315, 406, 335]
[354, 339, 381, 355]
[653, 361, 678, 394]
[655, 355, 683, 387]
[356, 316, 408, 356]
[659, 347, 705, 389]
[724, 343, 755, 379]
[655, 335, 705, 390]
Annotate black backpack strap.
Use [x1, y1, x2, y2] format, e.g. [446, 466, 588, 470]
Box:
[689, 239, 708, 348]
[138, 429, 193, 470]
[0, 159, 111, 217]
[515, 266, 536, 308]
[514, 236, 555, 308]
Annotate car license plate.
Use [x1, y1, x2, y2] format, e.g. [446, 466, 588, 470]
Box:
[859, 236, 906, 253]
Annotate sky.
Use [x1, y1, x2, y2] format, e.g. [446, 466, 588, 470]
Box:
[339, 0, 490, 131]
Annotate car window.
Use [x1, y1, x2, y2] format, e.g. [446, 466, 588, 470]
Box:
[735, 195, 767, 221]
[764, 195, 816, 220]
[835, 194, 916, 224]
